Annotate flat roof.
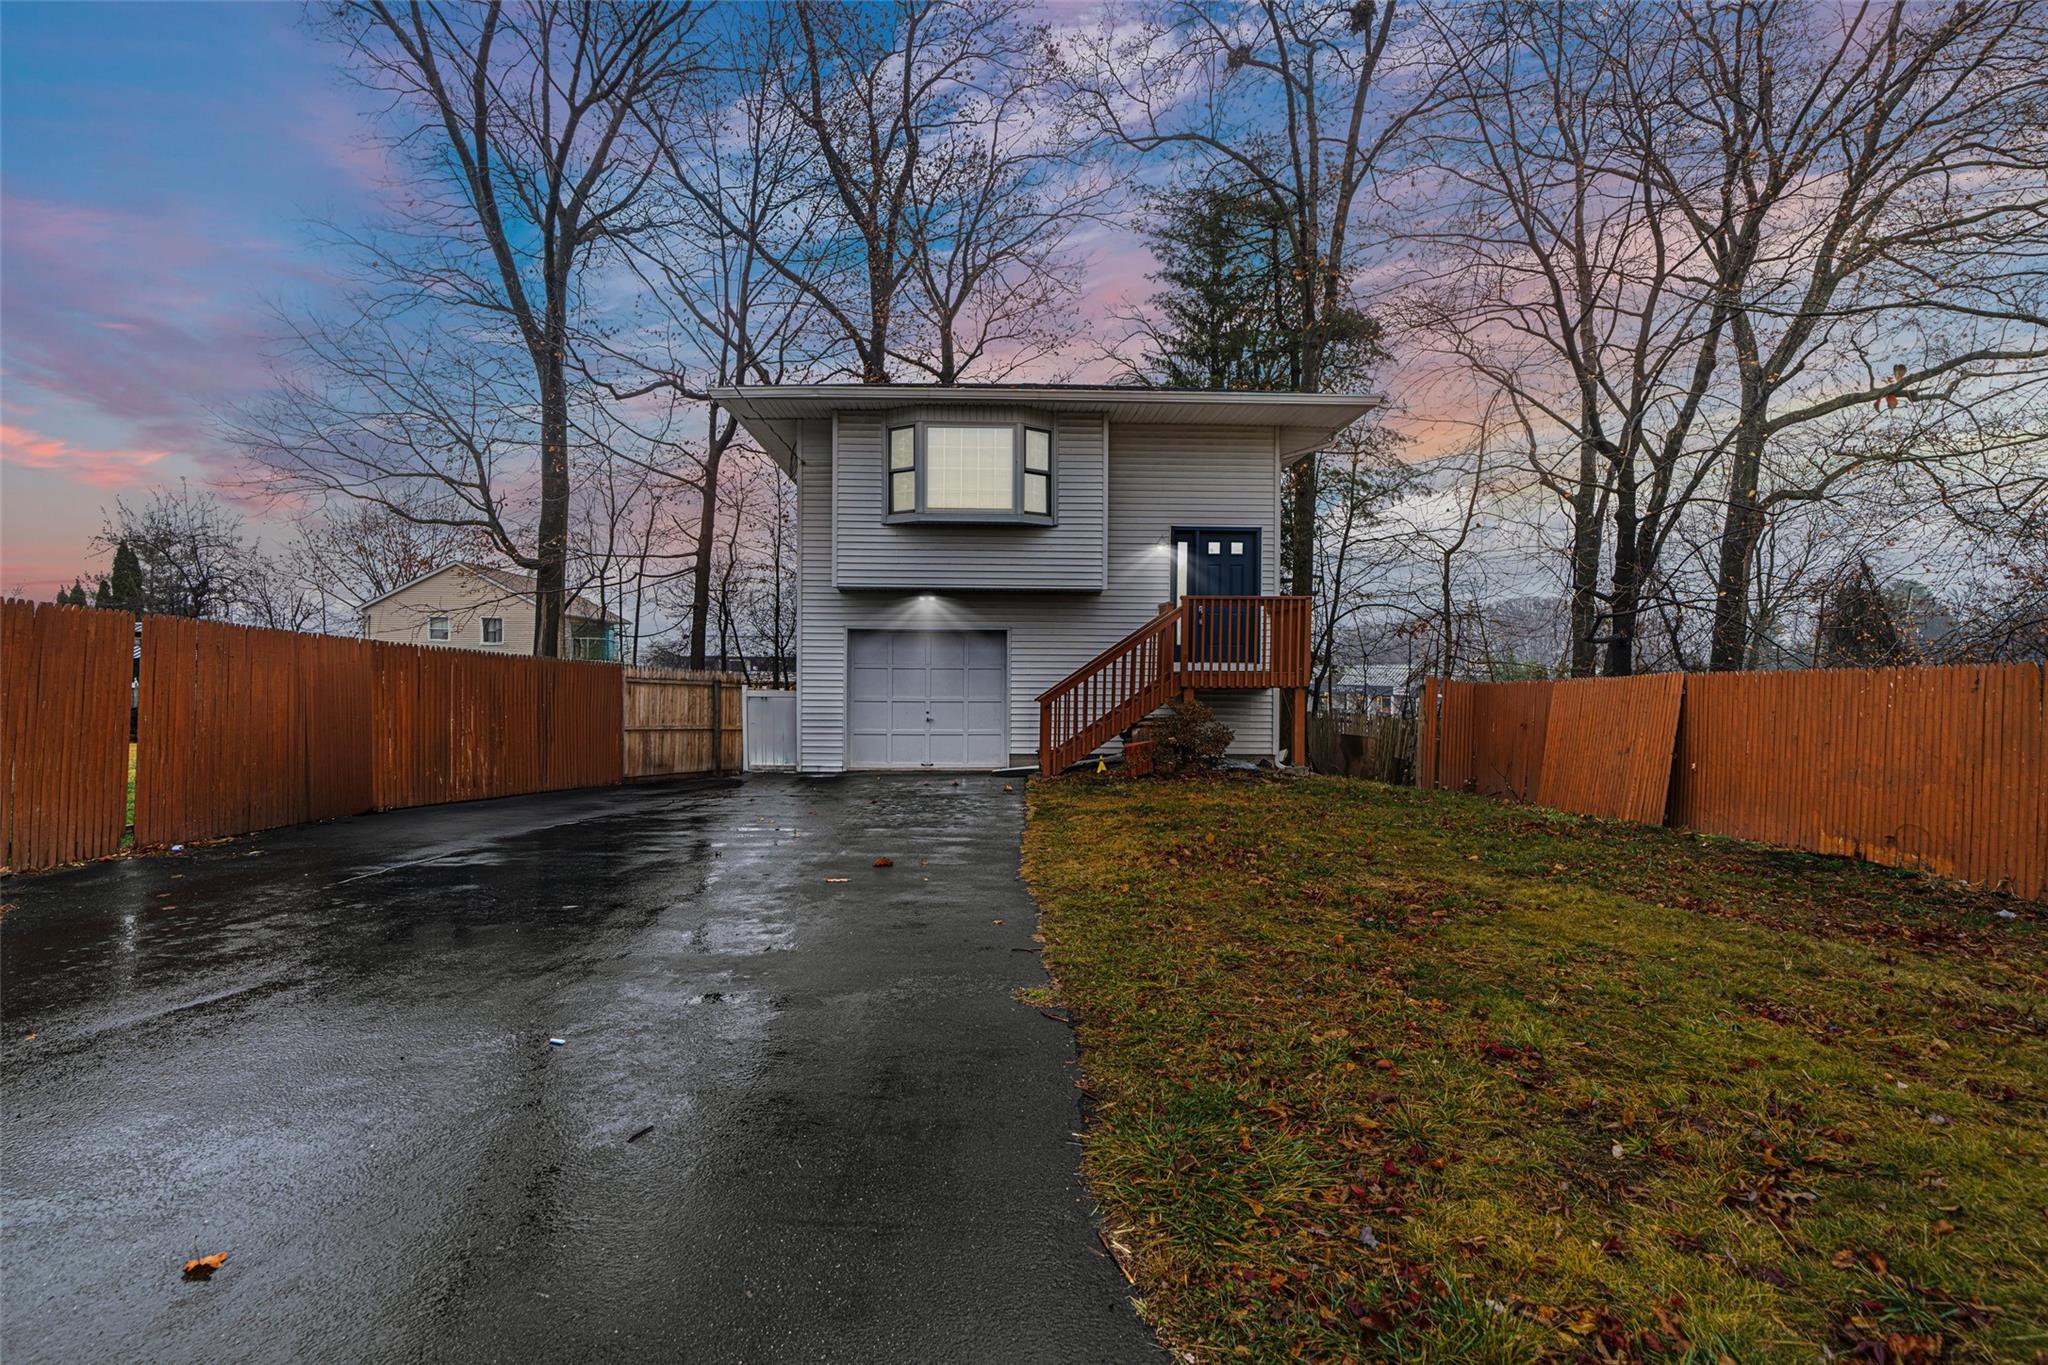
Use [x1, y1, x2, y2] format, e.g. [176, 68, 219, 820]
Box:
[710, 383, 1384, 466]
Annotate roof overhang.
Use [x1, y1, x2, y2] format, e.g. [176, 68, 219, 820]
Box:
[710, 384, 1385, 471]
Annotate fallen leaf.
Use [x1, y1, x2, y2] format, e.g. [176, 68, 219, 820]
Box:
[825, 877, 850, 884]
[182, 1252, 229, 1280]
[873, 857, 894, 867]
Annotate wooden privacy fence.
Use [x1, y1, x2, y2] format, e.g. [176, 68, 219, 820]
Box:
[138, 617, 375, 846]
[1, 601, 746, 874]
[1419, 662, 2046, 900]
[623, 667, 743, 779]
[371, 643, 623, 809]
[1, 600, 133, 871]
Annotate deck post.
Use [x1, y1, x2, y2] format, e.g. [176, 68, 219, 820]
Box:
[1290, 687, 1308, 768]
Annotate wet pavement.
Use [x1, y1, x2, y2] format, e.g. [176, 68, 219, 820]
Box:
[1, 774, 1158, 1364]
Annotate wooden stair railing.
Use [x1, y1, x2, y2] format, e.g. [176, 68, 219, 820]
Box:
[1037, 602, 1186, 777]
[1036, 596, 1313, 775]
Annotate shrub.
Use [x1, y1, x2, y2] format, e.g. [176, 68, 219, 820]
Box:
[1149, 697, 1233, 776]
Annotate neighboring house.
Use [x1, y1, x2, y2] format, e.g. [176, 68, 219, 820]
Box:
[715, 383, 1380, 773]
[1323, 664, 1420, 718]
[358, 564, 621, 661]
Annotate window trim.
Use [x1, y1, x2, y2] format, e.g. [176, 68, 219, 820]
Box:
[882, 419, 1056, 526]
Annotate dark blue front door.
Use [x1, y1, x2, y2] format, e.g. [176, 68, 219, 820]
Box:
[1173, 528, 1260, 663]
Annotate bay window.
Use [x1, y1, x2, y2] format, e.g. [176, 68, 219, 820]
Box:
[885, 420, 1054, 523]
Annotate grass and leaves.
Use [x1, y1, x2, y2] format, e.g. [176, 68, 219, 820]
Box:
[1024, 775, 2047, 1363]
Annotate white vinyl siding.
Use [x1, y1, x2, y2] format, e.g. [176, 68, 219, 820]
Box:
[797, 418, 1281, 771]
[833, 406, 1105, 591]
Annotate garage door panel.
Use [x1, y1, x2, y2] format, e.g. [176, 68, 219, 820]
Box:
[966, 634, 1005, 669]
[849, 633, 890, 669]
[846, 628, 1008, 769]
[849, 666, 891, 700]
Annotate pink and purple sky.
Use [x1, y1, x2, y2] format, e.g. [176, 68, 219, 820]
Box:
[2, 3, 437, 596]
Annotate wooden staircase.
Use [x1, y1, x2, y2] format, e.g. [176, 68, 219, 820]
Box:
[1036, 595, 1311, 775]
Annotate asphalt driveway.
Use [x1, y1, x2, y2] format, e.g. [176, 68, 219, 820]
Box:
[1, 774, 1158, 1364]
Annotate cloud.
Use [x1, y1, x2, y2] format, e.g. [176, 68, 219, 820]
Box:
[0, 193, 290, 461]
[0, 421, 168, 488]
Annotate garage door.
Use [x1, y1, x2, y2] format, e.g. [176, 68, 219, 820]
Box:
[848, 630, 1007, 769]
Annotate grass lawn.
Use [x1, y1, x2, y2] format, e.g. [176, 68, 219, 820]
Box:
[1024, 775, 2047, 1363]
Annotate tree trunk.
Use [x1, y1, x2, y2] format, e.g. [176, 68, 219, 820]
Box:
[1708, 425, 1767, 670]
[532, 334, 569, 659]
[1604, 452, 1640, 676]
[1566, 427, 1603, 676]
[688, 424, 728, 670]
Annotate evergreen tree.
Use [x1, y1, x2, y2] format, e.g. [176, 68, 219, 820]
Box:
[93, 577, 112, 609]
[1132, 181, 1382, 393]
[106, 541, 144, 615]
[1817, 559, 1905, 667]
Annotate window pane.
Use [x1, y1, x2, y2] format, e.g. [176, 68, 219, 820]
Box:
[1230, 541, 1245, 555]
[1207, 541, 1221, 555]
[1024, 471, 1048, 514]
[1024, 428, 1050, 471]
[890, 469, 916, 512]
[429, 615, 449, 640]
[889, 426, 915, 471]
[925, 426, 1015, 510]
[483, 617, 503, 644]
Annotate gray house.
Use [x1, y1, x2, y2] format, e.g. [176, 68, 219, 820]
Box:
[715, 384, 1380, 774]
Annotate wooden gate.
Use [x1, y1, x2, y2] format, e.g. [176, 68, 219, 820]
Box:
[623, 668, 743, 778]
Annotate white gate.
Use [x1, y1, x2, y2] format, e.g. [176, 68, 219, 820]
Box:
[743, 688, 797, 770]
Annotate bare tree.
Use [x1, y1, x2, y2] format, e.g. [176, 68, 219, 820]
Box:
[582, 19, 827, 667]
[1623, 0, 2048, 669]
[91, 483, 257, 621]
[1409, 0, 1736, 676]
[296, 0, 707, 655]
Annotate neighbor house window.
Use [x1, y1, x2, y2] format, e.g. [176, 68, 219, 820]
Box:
[429, 615, 450, 641]
[482, 617, 504, 645]
[885, 421, 1054, 522]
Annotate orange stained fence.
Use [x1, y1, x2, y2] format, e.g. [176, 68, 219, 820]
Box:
[1669, 663, 2044, 899]
[0, 602, 713, 875]
[137, 615, 375, 848]
[1, 599, 133, 871]
[370, 642, 623, 811]
[1419, 662, 2046, 901]
[1536, 671, 1685, 823]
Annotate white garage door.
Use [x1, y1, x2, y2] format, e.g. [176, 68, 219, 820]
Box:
[848, 629, 1008, 769]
